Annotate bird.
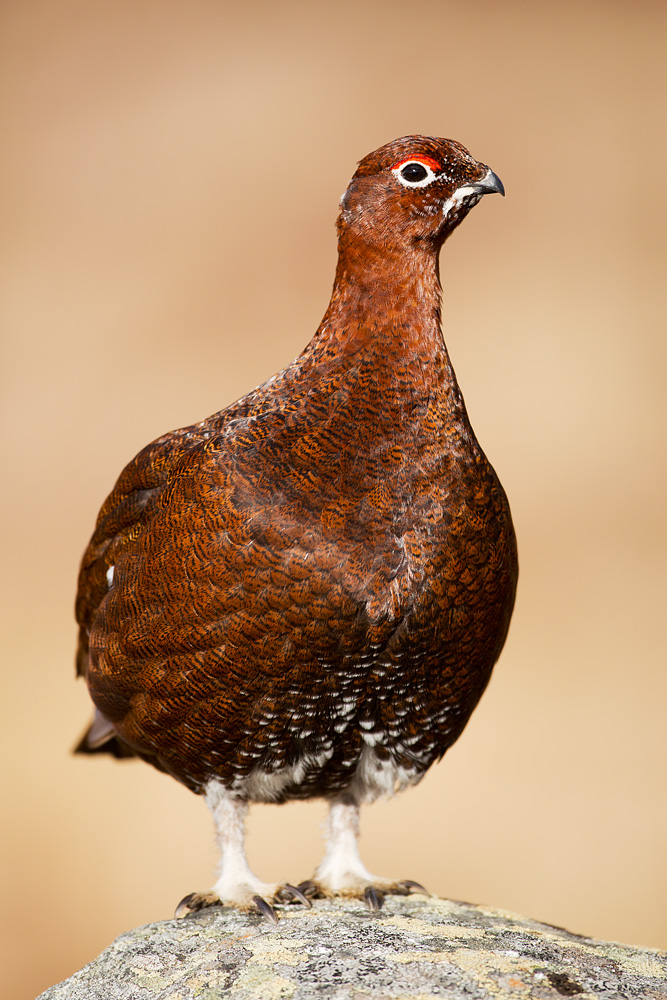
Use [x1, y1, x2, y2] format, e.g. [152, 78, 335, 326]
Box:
[75, 134, 518, 921]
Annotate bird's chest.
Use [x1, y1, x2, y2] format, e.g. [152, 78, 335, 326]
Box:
[248, 388, 512, 621]
[326, 427, 511, 629]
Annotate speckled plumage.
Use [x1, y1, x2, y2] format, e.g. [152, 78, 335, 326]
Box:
[75, 136, 518, 913]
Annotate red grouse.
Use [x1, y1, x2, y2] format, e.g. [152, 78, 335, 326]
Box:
[75, 135, 518, 919]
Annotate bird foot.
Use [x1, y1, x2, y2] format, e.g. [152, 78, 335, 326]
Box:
[359, 879, 430, 911]
[175, 882, 312, 922]
[297, 877, 429, 911]
[175, 890, 222, 917]
[273, 883, 313, 908]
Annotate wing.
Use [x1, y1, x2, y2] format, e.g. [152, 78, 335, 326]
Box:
[75, 420, 214, 678]
[75, 388, 408, 789]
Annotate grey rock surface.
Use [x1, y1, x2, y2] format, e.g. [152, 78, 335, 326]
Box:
[38, 895, 667, 1000]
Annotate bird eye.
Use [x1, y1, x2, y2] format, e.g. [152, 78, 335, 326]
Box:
[401, 163, 428, 183]
[391, 159, 440, 189]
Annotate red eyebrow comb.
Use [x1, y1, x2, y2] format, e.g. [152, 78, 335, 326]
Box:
[391, 155, 442, 172]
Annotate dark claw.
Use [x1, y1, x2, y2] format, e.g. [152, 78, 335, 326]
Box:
[279, 883, 312, 908]
[363, 886, 383, 911]
[253, 895, 278, 923]
[174, 891, 221, 917]
[399, 879, 430, 896]
[174, 892, 197, 918]
[296, 880, 324, 899]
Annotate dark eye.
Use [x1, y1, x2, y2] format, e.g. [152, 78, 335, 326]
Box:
[391, 159, 439, 188]
[400, 162, 428, 183]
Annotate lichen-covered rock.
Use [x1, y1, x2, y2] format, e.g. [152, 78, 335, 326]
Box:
[38, 895, 667, 999]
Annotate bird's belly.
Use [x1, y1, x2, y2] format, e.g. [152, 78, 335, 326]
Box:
[225, 742, 424, 805]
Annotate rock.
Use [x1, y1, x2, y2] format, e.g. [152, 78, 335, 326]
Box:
[38, 895, 667, 999]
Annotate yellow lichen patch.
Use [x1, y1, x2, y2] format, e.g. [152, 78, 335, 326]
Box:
[425, 898, 466, 915]
[386, 914, 480, 939]
[185, 971, 230, 991]
[394, 995, 449, 1000]
[620, 952, 666, 978]
[447, 948, 546, 998]
[132, 973, 169, 992]
[390, 950, 456, 964]
[245, 936, 308, 967]
[475, 904, 532, 922]
[233, 965, 295, 999]
[449, 948, 523, 975]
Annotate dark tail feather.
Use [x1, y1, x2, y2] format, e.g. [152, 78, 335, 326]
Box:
[74, 709, 137, 759]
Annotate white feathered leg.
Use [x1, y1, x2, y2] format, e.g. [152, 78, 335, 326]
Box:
[311, 796, 429, 907]
[207, 782, 280, 904]
[314, 798, 377, 891]
[175, 781, 284, 918]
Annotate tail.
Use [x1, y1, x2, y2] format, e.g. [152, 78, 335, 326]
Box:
[74, 708, 137, 759]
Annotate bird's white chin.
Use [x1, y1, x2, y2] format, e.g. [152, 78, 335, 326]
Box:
[442, 186, 482, 221]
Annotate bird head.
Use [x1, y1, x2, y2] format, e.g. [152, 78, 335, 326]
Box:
[338, 135, 504, 253]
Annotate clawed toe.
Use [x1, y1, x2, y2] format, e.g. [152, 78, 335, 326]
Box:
[301, 875, 429, 909]
[175, 890, 222, 918]
[361, 879, 429, 909]
[296, 879, 325, 899]
[175, 881, 314, 922]
[176, 890, 278, 923]
[275, 883, 312, 907]
[396, 879, 430, 896]
[175, 876, 428, 921]
[252, 895, 278, 922]
[363, 886, 383, 910]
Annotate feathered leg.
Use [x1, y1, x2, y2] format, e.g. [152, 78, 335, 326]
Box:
[308, 796, 428, 909]
[175, 781, 309, 920]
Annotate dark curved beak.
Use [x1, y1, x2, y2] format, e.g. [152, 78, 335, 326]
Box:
[473, 168, 505, 197]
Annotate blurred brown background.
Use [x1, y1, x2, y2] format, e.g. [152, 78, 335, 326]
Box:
[1, 1, 666, 997]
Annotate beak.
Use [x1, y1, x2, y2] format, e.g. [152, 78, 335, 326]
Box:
[472, 168, 505, 197]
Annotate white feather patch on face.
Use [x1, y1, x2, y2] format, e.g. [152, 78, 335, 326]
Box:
[106, 565, 114, 588]
[441, 185, 482, 220]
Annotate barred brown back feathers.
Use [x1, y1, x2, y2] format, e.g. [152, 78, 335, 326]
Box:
[75, 135, 518, 917]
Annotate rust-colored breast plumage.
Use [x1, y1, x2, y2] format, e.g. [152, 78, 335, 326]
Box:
[76, 343, 516, 798]
[75, 135, 518, 802]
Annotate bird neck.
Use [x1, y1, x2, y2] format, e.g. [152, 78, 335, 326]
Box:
[307, 230, 461, 398]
